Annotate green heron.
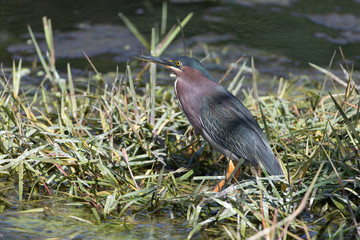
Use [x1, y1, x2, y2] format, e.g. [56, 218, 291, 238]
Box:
[136, 55, 284, 189]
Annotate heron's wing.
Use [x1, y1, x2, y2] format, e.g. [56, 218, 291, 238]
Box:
[200, 85, 283, 175]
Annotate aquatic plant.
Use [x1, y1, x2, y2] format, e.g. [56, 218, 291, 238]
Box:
[0, 7, 359, 239]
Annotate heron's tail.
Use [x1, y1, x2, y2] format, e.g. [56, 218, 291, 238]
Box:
[257, 146, 284, 176]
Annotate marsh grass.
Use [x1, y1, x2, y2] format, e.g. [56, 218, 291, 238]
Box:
[1, 10, 360, 240]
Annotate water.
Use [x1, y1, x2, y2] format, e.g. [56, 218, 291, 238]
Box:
[1, 0, 359, 80]
[0, 200, 202, 240]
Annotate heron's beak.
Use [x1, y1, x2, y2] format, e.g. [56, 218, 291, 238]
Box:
[134, 55, 175, 68]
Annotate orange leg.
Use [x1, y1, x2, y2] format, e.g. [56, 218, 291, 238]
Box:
[213, 159, 240, 192]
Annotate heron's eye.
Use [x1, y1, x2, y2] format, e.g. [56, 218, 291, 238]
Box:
[175, 61, 181, 67]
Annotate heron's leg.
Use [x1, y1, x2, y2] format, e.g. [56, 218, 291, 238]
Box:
[213, 159, 243, 192]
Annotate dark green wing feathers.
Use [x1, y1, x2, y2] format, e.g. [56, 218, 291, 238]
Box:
[200, 85, 283, 176]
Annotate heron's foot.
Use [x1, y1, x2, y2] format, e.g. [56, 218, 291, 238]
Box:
[213, 159, 240, 192]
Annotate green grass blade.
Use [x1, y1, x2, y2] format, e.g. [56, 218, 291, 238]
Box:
[330, 93, 360, 146]
[156, 12, 193, 56]
[118, 12, 150, 50]
[27, 25, 53, 83]
[67, 63, 77, 117]
[127, 65, 140, 123]
[12, 60, 22, 96]
[161, 1, 167, 35]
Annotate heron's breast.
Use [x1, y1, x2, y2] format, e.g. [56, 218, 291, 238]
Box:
[174, 77, 205, 132]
